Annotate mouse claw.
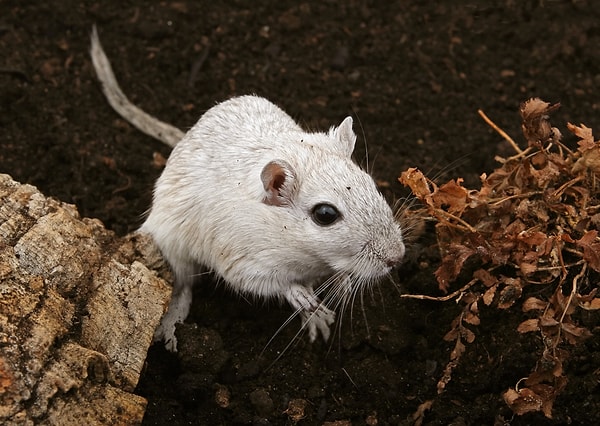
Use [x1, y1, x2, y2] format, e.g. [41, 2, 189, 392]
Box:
[285, 284, 336, 342]
[302, 304, 336, 342]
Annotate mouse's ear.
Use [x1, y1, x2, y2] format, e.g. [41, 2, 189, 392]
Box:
[331, 116, 357, 158]
[261, 160, 297, 206]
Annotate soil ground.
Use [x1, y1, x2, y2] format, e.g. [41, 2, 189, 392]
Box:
[1, 1, 599, 424]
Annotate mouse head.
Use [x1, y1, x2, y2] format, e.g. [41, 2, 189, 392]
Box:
[259, 117, 405, 284]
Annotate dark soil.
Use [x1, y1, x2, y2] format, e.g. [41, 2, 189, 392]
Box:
[2, 1, 599, 424]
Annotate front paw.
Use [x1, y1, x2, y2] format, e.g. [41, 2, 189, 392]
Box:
[301, 304, 336, 342]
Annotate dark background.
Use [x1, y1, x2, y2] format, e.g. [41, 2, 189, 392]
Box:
[1, 1, 599, 424]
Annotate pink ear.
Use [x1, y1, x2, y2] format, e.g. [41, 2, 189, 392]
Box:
[261, 160, 296, 206]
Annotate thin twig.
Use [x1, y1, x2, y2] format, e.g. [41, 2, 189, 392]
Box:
[559, 263, 586, 324]
[533, 259, 584, 272]
[505, 147, 533, 162]
[478, 109, 523, 155]
[556, 139, 575, 156]
[433, 208, 478, 233]
[552, 175, 585, 199]
[401, 276, 479, 302]
[489, 191, 544, 205]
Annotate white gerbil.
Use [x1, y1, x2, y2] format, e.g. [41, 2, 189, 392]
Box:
[90, 27, 405, 351]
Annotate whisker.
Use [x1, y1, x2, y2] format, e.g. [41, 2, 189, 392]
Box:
[347, 279, 361, 337]
[342, 367, 358, 388]
[316, 272, 351, 354]
[392, 195, 418, 215]
[367, 145, 384, 177]
[262, 244, 398, 368]
[426, 152, 473, 184]
[337, 283, 353, 336]
[262, 273, 345, 366]
[190, 270, 213, 279]
[325, 278, 347, 356]
[261, 306, 307, 367]
[360, 287, 371, 340]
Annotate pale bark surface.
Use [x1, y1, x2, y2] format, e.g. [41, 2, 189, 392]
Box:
[0, 174, 172, 425]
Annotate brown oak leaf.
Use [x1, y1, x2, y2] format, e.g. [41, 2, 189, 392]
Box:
[568, 122, 595, 151]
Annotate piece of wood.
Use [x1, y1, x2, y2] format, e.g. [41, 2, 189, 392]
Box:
[0, 173, 172, 425]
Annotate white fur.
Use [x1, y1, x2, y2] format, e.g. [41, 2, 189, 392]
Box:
[141, 96, 405, 350]
[89, 29, 405, 352]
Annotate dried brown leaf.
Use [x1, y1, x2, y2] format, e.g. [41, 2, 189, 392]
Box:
[591, 213, 600, 229]
[411, 400, 433, 426]
[522, 297, 547, 312]
[464, 311, 480, 326]
[450, 337, 466, 361]
[519, 260, 539, 276]
[461, 327, 476, 344]
[551, 289, 578, 317]
[576, 230, 600, 272]
[533, 384, 558, 419]
[436, 359, 457, 395]
[434, 179, 469, 215]
[520, 98, 561, 147]
[497, 278, 523, 309]
[462, 292, 479, 305]
[514, 374, 563, 419]
[576, 288, 597, 301]
[528, 366, 559, 385]
[576, 229, 598, 245]
[482, 284, 497, 306]
[517, 230, 548, 246]
[560, 321, 592, 344]
[517, 318, 539, 333]
[284, 399, 308, 422]
[443, 326, 459, 342]
[578, 298, 600, 310]
[399, 168, 434, 206]
[534, 375, 566, 417]
[568, 122, 595, 151]
[539, 316, 559, 328]
[505, 218, 527, 238]
[473, 268, 498, 287]
[572, 146, 600, 175]
[503, 387, 545, 416]
[435, 244, 476, 292]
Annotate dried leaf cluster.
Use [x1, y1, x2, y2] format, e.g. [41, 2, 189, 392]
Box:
[399, 98, 600, 418]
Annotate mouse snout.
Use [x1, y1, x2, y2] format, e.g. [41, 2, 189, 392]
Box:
[386, 257, 401, 268]
[385, 253, 404, 268]
[384, 242, 406, 268]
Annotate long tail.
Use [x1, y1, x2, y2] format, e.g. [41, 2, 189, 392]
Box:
[90, 25, 184, 148]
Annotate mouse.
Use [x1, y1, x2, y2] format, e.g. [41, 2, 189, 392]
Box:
[90, 26, 406, 351]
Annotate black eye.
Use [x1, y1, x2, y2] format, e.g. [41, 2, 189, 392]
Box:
[311, 203, 340, 226]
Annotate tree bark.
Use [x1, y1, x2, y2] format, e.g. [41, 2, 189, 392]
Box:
[0, 173, 172, 425]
